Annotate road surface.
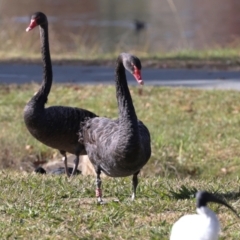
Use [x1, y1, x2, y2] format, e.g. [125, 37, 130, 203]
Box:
[0, 63, 240, 90]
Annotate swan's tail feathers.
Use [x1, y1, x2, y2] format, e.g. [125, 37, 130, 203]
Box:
[78, 117, 91, 144]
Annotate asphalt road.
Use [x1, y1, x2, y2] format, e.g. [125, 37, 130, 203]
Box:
[1, 63, 240, 90]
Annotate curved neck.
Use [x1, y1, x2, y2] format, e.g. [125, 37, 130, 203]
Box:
[32, 24, 52, 107]
[115, 56, 138, 135]
[197, 207, 218, 221]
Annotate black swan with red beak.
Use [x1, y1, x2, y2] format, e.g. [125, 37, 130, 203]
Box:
[79, 53, 151, 203]
[24, 12, 98, 177]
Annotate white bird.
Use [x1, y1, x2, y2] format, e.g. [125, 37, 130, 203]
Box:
[170, 191, 239, 240]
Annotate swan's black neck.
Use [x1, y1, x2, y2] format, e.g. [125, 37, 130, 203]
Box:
[115, 56, 138, 136]
[30, 24, 52, 108]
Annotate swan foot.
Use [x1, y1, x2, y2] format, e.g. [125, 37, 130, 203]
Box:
[96, 188, 104, 204]
[60, 151, 70, 178]
[131, 193, 136, 201]
[96, 188, 103, 204]
[97, 197, 104, 205]
[95, 169, 103, 204]
[132, 171, 140, 201]
[70, 156, 79, 177]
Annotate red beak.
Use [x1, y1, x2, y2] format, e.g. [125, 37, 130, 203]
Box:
[26, 19, 38, 32]
[133, 66, 144, 85]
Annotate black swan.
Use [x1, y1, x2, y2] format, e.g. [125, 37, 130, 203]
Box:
[24, 12, 98, 177]
[79, 53, 151, 203]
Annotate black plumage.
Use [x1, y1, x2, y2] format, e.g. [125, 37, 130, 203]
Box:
[24, 12, 97, 177]
[79, 53, 151, 203]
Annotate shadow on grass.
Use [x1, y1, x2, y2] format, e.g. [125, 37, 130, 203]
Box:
[217, 191, 240, 201]
[168, 185, 198, 200]
[168, 185, 240, 201]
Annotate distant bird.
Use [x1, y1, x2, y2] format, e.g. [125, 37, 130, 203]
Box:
[133, 19, 146, 32]
[170, 191, 239, 240]
[24, 12, 97, 177]
[79, 53, 151, 203]
[34, 166, 81, 175]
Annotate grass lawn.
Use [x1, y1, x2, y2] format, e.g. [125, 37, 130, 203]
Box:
[0, 173, 239, 239]
[0, 84, 240, 239]
[1, 47, 240, 70]
[1, 24, 240, 69]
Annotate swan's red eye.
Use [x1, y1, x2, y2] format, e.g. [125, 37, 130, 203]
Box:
[26, 19, 38, 32]
[133, 66, 143, 85]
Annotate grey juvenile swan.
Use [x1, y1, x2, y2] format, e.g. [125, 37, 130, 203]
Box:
[24, 12, 97, 177]
[79, 53, 151, 203]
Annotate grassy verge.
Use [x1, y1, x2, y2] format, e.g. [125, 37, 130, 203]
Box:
[0, 172, 239, 239]
[1, 84, 240, 238]
[0, 84, 240, 177]
[1, 84, 240, 179]
[0, 48, 240, 70]
[1, 23, 240, 68]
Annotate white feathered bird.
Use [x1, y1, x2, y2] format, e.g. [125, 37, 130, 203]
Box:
[170, 191, 239, 240]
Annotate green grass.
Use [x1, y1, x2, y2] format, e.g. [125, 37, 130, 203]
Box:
[1, 84, 240, 178]
[1, 48, 240, 69]
[1, 23, 240, 67]
[1, 84, 240, 238]
[0, 172, 239, 239]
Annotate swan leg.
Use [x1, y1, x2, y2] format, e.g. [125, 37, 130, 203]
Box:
[96, 168, 103, 204]
[60, 150, 70, 177]
[71, 155, 79, 177]
[132, 171, 140, 200]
